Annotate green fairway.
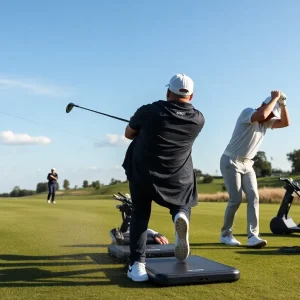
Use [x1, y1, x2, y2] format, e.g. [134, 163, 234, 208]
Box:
[0, 198, 299, 300]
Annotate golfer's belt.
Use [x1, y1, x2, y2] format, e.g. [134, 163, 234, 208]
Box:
[224, 151, 252, 164]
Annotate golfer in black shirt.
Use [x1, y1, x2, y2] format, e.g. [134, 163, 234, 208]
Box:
[123, 74, 205, 282]
[47, 168, 58, 204]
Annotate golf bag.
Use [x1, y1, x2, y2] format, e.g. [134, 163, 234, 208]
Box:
[110, 192, 132, 244]
[110, 192, 163, 245]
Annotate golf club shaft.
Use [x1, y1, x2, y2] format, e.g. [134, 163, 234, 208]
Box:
[76, 105, 129, 123]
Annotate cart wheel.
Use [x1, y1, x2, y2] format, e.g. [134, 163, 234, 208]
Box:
[270, 217, 285, 235]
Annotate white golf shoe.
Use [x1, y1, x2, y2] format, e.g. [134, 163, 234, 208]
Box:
[220, 234, 241, 246]
[174, 212, 190, 261]
[127, 262, 149, 282]
[47, 200, 50, 204]
[247, 235, 267, 248]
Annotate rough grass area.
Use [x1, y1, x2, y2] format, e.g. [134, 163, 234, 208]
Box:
[0, 198, 299, 299]
[198, 187, 300, 203]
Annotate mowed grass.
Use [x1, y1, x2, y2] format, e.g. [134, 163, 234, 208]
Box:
[0, 198, 300, 300]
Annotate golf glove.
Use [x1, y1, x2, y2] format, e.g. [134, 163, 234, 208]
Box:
[278, 92, 287, 106]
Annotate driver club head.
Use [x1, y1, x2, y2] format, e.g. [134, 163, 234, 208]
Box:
[66, 102, 75, 113]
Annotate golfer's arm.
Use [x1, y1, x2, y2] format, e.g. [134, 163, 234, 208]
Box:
[251, 97, 279, 122]
[50, 175, 57, 180]
[125, 125, 138, 140]
[272, 106, 290, 129]
[147, 229, 157, 235]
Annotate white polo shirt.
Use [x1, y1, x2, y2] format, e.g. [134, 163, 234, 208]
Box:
[224, 108, 275, 160]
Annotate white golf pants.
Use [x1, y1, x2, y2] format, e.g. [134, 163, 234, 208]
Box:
[220, 154, 259, 238]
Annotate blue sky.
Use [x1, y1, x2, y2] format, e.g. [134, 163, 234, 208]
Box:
[0, 0, 299, 193]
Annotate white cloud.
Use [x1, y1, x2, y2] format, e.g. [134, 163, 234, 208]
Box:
[87, 166, 99, 170]
[94, 134, 130, 147]
[0, 131, 51, 146]
[0, 78, 69, 97]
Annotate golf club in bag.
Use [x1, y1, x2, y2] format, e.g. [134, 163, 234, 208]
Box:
[66, 103, 129, 123]
[113, 192, 132, 232]
[110, 192, 165, 246]
[109, 192, 133, 245]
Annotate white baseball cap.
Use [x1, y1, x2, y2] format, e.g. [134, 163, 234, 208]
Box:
[51, 168, 56, 171]
[263, 97, 281, 119]
[166, 74, 194, 96]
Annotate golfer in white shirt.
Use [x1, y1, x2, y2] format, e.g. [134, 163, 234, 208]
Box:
[220, 90, 290, 248]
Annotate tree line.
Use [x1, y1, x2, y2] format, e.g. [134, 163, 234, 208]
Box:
[0, 178, 124, 198]
[1, 149, 299, 198]
[252, 149, 300, 177]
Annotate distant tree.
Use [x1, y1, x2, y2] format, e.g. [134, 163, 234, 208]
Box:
[83, 180, 89, 188]
[271, 168, 289, 176]
[92, 180, 100, 190]
[287, 149, 300, 174]
[7, 186, 36, 198]
[63, 179, 70, 190]
[9, 190, 17, 197]
[253, 151, 272, 177]
[18, 189, 28, 197]
[0, 193, 10, 197]
[36, 182, 48, 193]
[10, 186, 20, 197]
[272, 168, 284, 174]
[17, 190, 23, 197]
[110, 178, 122, 185]
[203, 174, 213, 184]
[74, 185, 78, 189]
[194, 169, 202, 178]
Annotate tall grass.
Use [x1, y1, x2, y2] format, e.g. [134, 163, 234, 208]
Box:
[198, 187, 300, 204]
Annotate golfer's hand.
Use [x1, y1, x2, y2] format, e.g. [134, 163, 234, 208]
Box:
[278, 92, 287, 106]
[271, 90, 281, 100]
[154, 235, 169, 245]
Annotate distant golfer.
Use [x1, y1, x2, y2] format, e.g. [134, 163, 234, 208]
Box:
[47, 168, 58, 204]
[220, 91, 290, 248]
[122, 74, 205, 282]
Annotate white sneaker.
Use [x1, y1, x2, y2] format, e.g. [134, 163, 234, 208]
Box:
[220, 234, 241, 246]
[52, 201, 56, 204]
[47, 200, 50, 204]
[174, 213, 190, 261]
[127, 262, 149, 282]
[247, 235, 267, 248]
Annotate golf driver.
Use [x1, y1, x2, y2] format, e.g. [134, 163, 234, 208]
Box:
[66, 102, 129, 123]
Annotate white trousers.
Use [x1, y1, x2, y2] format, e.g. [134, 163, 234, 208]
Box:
[220, 154, 259, 238]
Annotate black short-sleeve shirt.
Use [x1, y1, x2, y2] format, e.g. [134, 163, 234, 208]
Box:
[47, 173, 58, 184]
[122, 100, 205, 207]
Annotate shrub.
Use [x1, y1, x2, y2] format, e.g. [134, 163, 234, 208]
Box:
[203, 174, 213, 184]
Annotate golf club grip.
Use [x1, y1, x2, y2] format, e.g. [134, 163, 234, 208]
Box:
[78, 106, 129, 122]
